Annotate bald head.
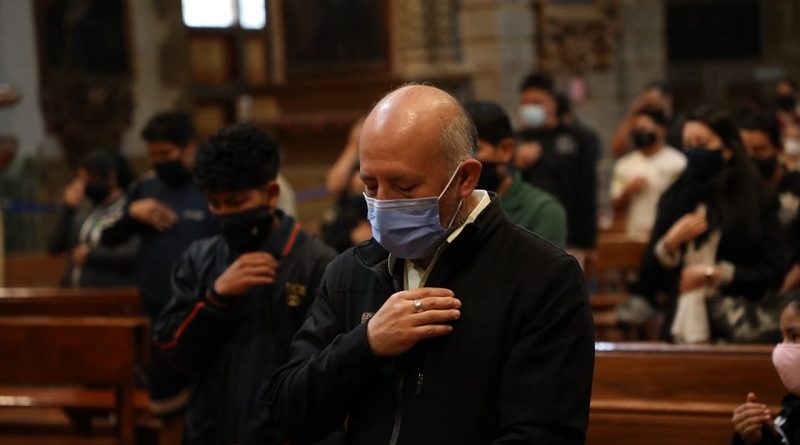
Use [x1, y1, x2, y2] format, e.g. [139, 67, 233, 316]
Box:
[361, 85, 476, 172]
[358, 84, 483, 235]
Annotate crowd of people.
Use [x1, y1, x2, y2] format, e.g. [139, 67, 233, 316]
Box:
[40, 75, 800, 444]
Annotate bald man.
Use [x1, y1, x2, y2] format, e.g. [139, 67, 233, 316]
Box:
[267, 85, 594, 445]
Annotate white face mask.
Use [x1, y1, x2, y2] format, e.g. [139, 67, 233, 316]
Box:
[520, 104, 547, 128]
[785, 138, 800, 156]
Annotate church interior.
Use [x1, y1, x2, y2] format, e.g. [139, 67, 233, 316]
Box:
[1, 0, 800, 444]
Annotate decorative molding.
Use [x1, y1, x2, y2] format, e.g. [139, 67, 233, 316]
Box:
[391, 0, 464, 78]
[33, 0, 134, 167]
[535, 0, 621, 74]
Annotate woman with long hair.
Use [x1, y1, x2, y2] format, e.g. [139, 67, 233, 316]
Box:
[636, 106, 787, 343]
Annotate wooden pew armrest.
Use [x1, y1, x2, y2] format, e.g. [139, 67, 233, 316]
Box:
[591, 398, 780, 416]
[0, 387, 150, 412]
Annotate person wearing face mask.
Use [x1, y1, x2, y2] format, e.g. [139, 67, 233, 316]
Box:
[464, 100, 566, 247]
[101, 112, 218, 419]
[47, 150, 139, 287]
[775, 79, 800, 129]
[102, 111, 217, 319]
[610, 81, 686, 158]
[781, 124, 800, 172]
[268, 85, 594, 445]
[730, 294, 800, 445]
[739, 112, 800, 231]
[611, 108, 686, 242]
[514, 72, 599, 259]
[635, 106, 787, 343]
[153, 123, 337, 445]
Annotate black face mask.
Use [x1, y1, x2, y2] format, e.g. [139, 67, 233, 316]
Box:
[153, 160, 190, 187]
[753, 156, 778, 180]
[85, 182, 111, 205]
[218, 205, 274, 255]
[777, 94, 797, 112]
[631, 131, 657, 149]
[685, 147, 725, 182]
[477, 161, 503, 192]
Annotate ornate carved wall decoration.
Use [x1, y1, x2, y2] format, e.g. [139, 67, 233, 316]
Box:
[34, 0, 133, 167]
[534, 0, 621, 74]
[392, 0, 462, 75]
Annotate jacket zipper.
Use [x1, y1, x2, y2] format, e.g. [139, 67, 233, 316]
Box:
[388, 373, 404, 445]
[362, 257, 405, 445]
[357, 251, 426, 445]
[415, 350, 426, 397]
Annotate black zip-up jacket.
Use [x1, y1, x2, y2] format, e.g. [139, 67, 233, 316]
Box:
[153, 213, 337, 445]
[268, 197, 595, 445]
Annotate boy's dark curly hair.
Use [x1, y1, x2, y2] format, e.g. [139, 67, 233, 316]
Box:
[194, 123, 280, 193]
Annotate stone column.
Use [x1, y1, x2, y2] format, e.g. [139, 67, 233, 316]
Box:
[118, 0, 191, 159]
[390, 0, 469, 82]
[459, 0, 536, 120]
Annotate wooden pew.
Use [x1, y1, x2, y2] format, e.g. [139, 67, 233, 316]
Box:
[0, 288, 157, 443]
[588, 233, 647, 292]
[589, 342, 785, 445]
[0, 316, 149, 445]
[4, 254, 67, 287]
[586, 235, 648, 340]
[0, 287, 140, 316]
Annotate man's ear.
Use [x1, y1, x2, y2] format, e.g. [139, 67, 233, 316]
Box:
[497, 138, 515, 164]
[264, 180, 281, 208]
[457, 159, 482, 198]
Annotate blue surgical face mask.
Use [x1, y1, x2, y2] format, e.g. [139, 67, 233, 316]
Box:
[364, 166, 464, 259]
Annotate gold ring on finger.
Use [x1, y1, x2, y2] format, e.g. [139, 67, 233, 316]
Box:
[414, 298, 423, 313]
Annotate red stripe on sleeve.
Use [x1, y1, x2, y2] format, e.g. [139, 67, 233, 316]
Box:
[155, 301, 206, 350]
[281, 223, 301, 257]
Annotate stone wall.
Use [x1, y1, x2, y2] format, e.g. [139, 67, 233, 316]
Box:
[0, 0, 47, 176]
[118, 0, 191, 161]
[458, 0, 535, 116]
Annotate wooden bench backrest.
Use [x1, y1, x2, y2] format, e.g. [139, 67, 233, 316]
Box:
[5, 254, 67, 287]
[594, 236, 648, 272]
[0, 287, 140, 317]
[0, 316, 148, 385]
[0, 316, 148, 445]
[593, 342, 785, 404]
[587, 235, 647, 292]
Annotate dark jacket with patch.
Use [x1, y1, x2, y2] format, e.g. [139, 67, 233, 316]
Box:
[101, 174, 217, 318]
[267, 197, 595, 445]
[153, 214, 337, 445]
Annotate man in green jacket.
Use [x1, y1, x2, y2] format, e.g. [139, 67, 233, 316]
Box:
[465, 100, 568, 247]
